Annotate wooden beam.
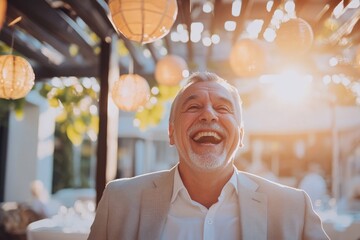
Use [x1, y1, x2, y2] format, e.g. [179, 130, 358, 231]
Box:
[177, 0, 192, 62]
[95, 39, 111, 205]
[258, 0, 282, 40]
[0, 27, 56, 68]
[313, 0, 342, 36]
[206, 0, 222, 65]
[63, 0, 115, 40]
[33, 63, 99, 80]
[121, 38, 146, 73]
[164, 34, 173, 55]
[146, 43, 160, 63]
[9, 0, 96, 59]
[232, 0, 251, 44]
[6, 4, 75, 60]
[0, 111, 9, 202]
[348, 20, 360, 45]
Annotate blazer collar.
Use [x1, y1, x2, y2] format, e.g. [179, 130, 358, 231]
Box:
[138, 167, 267, 240]
[138, 166, 176, 240]
[237, 171, 268, 240]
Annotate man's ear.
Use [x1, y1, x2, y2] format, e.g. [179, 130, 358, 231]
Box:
[168, 122, 175, 145]
[239, 127, 244, 148]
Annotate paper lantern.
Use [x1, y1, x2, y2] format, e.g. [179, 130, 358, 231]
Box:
[229, 39, 266, 78]
[108, 0, 178, 44]
[275, 18, 314, 56]
[155, 55, 188, 86]
[0, 55, 35, 99]
[111, 74, 150, 111]
[0, 0, 6, 29]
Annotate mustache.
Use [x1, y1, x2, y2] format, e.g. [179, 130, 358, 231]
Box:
[188, 122, 226, 136]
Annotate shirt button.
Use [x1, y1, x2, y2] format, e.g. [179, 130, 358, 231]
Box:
[207, 219, 213, 224]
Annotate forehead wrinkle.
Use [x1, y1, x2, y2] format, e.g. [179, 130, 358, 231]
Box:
[181, 94, 199, 107]
[180, 86, 235, 108]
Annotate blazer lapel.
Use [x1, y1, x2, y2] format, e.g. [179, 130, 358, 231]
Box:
[237, 172, 267, 240]
[138, 168, 175, 240]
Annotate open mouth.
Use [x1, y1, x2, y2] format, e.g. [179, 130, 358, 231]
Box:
[192, 131, 223, 144]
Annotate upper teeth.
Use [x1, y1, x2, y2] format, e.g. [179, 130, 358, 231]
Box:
[194, 131, 221, 141]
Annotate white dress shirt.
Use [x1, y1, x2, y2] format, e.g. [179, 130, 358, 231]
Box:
[161, 167, 241, 240]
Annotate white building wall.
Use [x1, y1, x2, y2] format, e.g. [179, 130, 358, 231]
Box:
[5, 92, 56, 202]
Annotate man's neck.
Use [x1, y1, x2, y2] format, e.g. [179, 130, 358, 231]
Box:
[178, 164, 234, 208]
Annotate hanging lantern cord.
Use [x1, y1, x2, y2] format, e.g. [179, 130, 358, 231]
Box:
[140, 0, 145, 44]
[7, 16, 22, 54]
[129, 57, 134, 75]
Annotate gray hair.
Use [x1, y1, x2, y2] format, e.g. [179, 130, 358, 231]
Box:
[169, 72, 243, 126]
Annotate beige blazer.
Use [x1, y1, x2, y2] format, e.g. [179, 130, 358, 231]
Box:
[88, 165, 329, 240]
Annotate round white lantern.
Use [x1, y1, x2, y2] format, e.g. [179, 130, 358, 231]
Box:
[111, 74, 150, 111]
[229, 39, 266, 78]
[275, 18, 314, 56]
[155, 55, 188, 86]
[0, 55, 35, 99]
[108, 0, 178, 44]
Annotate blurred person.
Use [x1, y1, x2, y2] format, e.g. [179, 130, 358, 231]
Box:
[338, 176, 360, 214]
[298, 163, 328, 206]
[29, 180, 61, 218]
[88, 72, 329, 240]
[29, 180, 48, 218]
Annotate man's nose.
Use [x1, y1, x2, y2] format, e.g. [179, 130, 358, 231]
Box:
[199, 106, 218, 122]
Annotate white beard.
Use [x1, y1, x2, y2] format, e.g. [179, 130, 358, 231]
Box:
[188, 148, 228, 171]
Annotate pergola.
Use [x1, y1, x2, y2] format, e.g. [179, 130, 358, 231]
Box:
[1, 0, 359, 204]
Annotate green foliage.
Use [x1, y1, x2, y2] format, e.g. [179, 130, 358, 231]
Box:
[80, 139, 94, 188]
[38, 77, 100, 192]
[52, 126, 75, 193]
[0, 98, 26, 126]
[0, 41, 12, 55]
[117, 39, 129, 56]
[39, 78, 99, 146]
[136, 103, 165, 130]
[135, 84, 180, 130]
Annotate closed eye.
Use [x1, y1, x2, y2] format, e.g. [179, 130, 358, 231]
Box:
[186, 104, 201, 112]
[216, 105, 233, 113]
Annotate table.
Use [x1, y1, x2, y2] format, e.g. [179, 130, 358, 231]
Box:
[319, 210, 360, 240]
[26, 206, 94, 240]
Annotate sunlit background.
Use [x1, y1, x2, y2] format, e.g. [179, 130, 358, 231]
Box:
[0, 0, 360, 239]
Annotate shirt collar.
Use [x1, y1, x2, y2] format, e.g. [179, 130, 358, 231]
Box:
[227, 168, 239, 194]
[171, 165, 239, 203]
[171, 166, 185, 203]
